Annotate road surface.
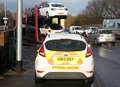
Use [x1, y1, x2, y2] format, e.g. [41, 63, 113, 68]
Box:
[0, 44, 120, 87]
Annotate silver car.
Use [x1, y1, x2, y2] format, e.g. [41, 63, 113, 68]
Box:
[95, 29, 115, 45]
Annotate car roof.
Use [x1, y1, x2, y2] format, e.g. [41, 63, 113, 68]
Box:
[42, 2, 63, 5]
[48, 2, 63, 5]
[70, 26, 81, 28]
[45, 33, 86, 42]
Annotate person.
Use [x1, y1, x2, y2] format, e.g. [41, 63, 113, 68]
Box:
[82, 32, 90, 43]
[82, 32, 88, 38]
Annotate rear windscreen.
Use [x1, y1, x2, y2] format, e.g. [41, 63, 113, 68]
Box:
[50, 24, 62, 30]
[99, 30, 112, 34]
[52, 4, 64, 7]
[75, 27, 82, 30]
[45, 39, 86, 51]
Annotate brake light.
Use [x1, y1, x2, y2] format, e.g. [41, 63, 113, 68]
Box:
[65, 8, 68, 11]
[48, 29, 51, 33]
[37, 70, 44, 73]
[39, 45, 45, 57]
[86, 47, 92, 58]
[51, 8, 56, 10]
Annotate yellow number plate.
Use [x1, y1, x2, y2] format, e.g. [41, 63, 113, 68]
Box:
[57, 58, 74, 61]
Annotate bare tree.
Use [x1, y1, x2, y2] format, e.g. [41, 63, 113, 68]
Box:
[0, 2, 15, 28]
[84, 0, 120, 18]
[0, 3, 4, 16]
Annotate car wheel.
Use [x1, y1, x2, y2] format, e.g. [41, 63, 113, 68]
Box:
[112, 42, 115, 46]
[85, 76, 95, 87]
[84, 80, 91, 87]
[35, 73, 45, 84]
[88, 75, 95, 84]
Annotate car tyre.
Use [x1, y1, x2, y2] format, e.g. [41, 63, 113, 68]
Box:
[35, 73, 45, 84]
[85, 75, 95, 87]
[112, 42, 115, 46]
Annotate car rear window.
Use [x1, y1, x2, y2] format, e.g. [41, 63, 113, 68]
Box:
[99, 30, 112, 34]
[50, 24, 62, 30]
[45, 39, 86, 51]
[52, 4, 64, 7]
[75, 27, 82, 30]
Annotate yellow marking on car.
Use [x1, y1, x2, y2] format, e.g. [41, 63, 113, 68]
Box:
[51, 66, 80, 70]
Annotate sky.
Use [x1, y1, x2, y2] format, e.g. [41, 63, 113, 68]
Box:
[0, 0, 91, 16]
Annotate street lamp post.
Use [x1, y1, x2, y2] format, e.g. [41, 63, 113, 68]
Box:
[3, 0, 8, 29]
[16, 0, 23, 72]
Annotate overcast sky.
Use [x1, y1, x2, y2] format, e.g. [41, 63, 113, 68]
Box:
[0, 0, 91, 16]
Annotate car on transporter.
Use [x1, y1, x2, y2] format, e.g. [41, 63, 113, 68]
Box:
[69, 26, 84, 34]
[38, 2, 68, 18]
[39, 24, 64, 36]
[35, 33, 95, 86]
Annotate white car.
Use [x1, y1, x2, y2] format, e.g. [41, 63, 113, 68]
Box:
[39, 2, 68, 17]
[35, 33, 95, 85]
[69, 26, 84, 34]
[95, 29, 115, 45]
[39, 24, 64, 36]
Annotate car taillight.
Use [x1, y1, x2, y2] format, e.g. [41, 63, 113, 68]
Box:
[86, 47, 92, 58]
[51, 8, 56, 10]
[65, 8, 68, 11]
[37, 70, 44, 73]
[48, 29, 51, 33]
[39, 45, 45, 57]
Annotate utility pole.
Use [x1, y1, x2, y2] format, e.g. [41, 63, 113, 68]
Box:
[3, 0, 8, 29]
[16, 0, 23, 72]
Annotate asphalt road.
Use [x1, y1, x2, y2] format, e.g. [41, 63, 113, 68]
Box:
[0, 44, 120, 87]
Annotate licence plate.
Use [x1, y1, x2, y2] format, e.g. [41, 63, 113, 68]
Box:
[57, 58, 74, 61]
[106, 39, 112, 41]
[58, 13, 64, 15]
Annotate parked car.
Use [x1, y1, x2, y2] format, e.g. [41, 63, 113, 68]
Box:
[69, 26, 84, 34]
[35, 33, 95, 86]
[95, 29, 116, 45]
[39, 2, 68, 17]
[39, 24, 64, 36]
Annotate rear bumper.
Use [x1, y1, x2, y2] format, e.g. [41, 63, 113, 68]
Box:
[38, 72, 91, 79]
[97, 38, 115, 43]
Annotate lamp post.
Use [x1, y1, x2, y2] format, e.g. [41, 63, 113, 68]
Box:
[3, 0, 8, 29]
[16, 0, 23, 72]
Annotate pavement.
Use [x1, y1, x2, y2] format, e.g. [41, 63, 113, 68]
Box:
[0, 76, 5, 80]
